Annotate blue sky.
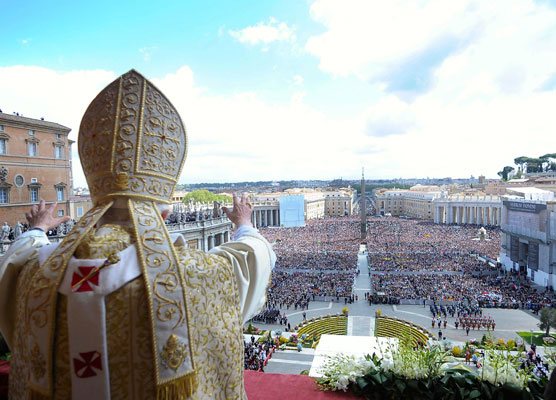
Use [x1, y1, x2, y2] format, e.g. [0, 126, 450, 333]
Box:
[2, 0, 556, 185]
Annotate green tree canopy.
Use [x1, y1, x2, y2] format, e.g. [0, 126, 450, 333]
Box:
[497, 166, 515, 181]
[182, 189, 232, 204]
[538, 307, 556, 337]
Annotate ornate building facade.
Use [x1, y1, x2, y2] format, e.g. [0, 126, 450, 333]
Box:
[433, 195, 502, 226]
[376, 186, 441, 220]
[0, 112, 72, 225]
[499, 197, 556, 288]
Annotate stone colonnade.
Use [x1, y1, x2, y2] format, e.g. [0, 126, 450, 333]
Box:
[252, 207, 280, 228]
[434, 201, 502, 226]
[203, 230, 230, 251]
[168, 217, 232, 251]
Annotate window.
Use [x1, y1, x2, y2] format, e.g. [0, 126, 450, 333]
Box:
[56, 133, 62, 139]
[56, 186, 64, 201]
[0, 125, 4, 131]
[0, 188, 9, 204]
[14, 175, 24, 187]
[0, 139, 5, 155]
[28, 129, 35, 136]
[57, 210, 64, 217]
[28, 142, 37, 156]
[30, 187, 39, 202]
[76, 206, 84, 217]
[54, 145, 63, 159]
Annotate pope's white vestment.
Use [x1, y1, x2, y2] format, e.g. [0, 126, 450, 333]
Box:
[0, 224, 275, 400]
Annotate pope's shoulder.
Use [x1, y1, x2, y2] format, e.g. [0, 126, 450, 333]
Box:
[174, 245, 235, 279]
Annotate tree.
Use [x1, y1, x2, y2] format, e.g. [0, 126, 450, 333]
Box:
[497, 166, 515, 181]
[514, 156, 529, 174]
[540, 153, 556, 172]
[182, 189, 232, 205]
[538, 307, 556, 337]
[525, 157, 543, 173]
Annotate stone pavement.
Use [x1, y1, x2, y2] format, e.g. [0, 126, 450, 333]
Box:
[265, 349, 315, 374]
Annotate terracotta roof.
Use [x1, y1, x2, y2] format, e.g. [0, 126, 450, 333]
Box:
[0, 112, 71, 132]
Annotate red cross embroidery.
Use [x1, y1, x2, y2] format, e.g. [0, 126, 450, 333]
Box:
[71, 266, 100, 292]
[73, 351, 102, 378]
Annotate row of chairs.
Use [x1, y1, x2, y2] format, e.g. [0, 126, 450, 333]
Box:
[374, 316, 431, 345]
[296, 315, 348, 340]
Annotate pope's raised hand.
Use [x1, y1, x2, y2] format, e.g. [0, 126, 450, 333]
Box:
[25, 199, 71, 232]
[222, 194, 253, 227]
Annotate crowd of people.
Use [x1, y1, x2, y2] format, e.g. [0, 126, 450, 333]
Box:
[0, 219, 77, 244]
[367, 218, 500, 259]
[429, 303, 497, 336]
[259, 217, 360, 310]
[244, 335, 276, 372]
[368, 217, 554, 308]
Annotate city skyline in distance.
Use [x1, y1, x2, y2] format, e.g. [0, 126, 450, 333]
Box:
[2, 1, 556, 187]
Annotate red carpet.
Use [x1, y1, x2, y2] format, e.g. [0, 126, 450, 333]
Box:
[0, 364, 360, 399]
[0, 361, 8, 400]
[244, 370, 360, 400]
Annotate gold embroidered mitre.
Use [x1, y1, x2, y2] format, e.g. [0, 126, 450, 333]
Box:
[78, 69, 187, 205]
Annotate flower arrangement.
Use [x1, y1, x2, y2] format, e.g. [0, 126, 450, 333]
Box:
[451, 346, 463, 358]
[317, 336, 549, 399]
[244, 323, 261, 335]
[543, 336, 556, 345]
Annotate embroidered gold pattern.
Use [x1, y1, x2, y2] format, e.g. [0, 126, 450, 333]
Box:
[128, 199, 195, 386]
[29, 342, 46, 380]
[161, 334, 188, 372]
[78, 70, 187, 205]
[23, 201, 114, 397]
[10, 242, 246, 399]
[74, 224, 131, 259]
[114, 172, 130, 190]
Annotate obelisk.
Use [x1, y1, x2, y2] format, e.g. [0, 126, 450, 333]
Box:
[360, 167, 366, 239]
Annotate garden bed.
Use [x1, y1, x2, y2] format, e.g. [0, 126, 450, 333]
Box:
[517, 331, 556, 347]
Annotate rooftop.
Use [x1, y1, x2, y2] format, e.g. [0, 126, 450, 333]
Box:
[0, 112, 71, 132]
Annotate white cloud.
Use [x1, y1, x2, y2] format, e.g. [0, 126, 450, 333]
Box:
[306, 0, 476, 80]
[365, 96, 416, 137]
[0, 65, 367, 186]
[292, 74, 304, 86]
[5, 1, 556, 187]
[229, 17, 295, 47]
[303, 0, 556, 178]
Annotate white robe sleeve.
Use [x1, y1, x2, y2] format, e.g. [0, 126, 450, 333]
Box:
[209, 225, 276, 324]
[0, 230, 50, 349]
